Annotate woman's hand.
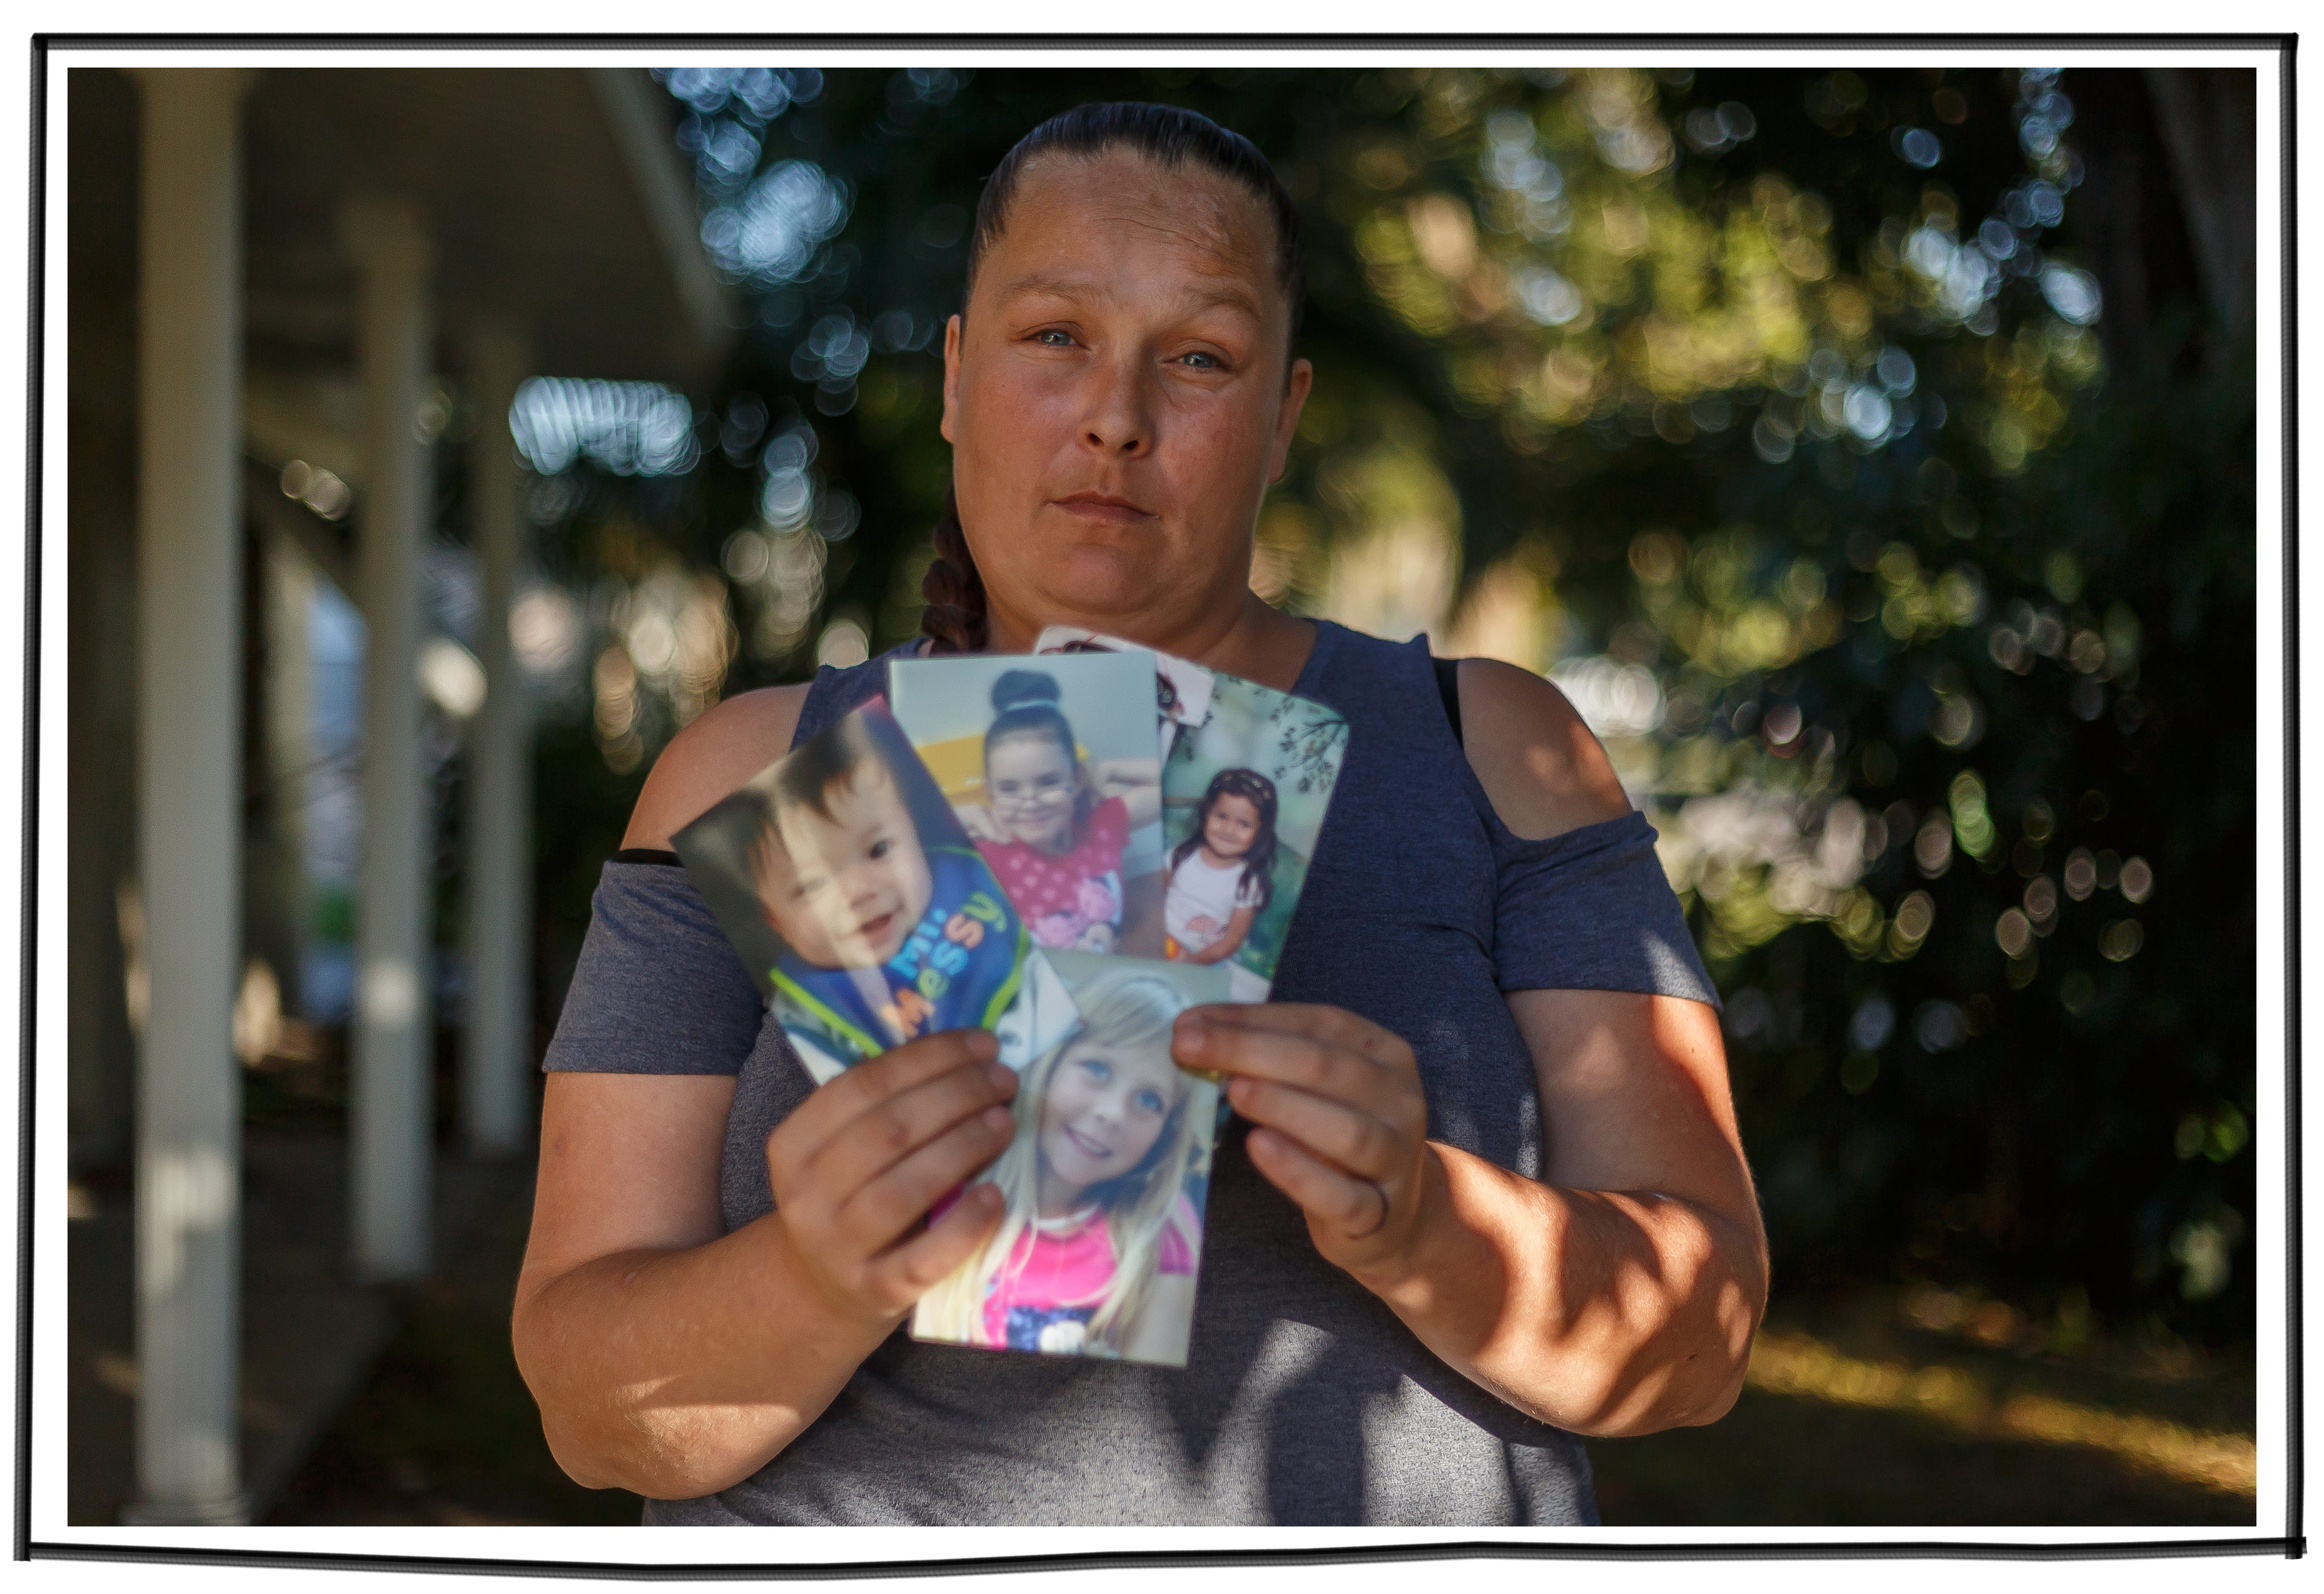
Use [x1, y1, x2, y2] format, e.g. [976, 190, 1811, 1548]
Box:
[764, 1027, 1020, 1331]
[1171, 1002, 1432, 1277]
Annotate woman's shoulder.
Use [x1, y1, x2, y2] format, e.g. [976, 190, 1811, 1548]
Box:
[622, 684, 814, 851]
[1447, 657, 1633, 842]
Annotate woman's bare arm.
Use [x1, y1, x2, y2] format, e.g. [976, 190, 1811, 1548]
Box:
[514, 1074, 881, 1496]
[512, 685, 1019, 1497]
[1415, 660, 1764, 1430]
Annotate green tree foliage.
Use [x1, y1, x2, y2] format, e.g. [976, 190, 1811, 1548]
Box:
[523, 64, 2256, 1342]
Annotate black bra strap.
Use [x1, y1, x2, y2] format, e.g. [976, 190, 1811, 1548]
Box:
[1432, 655, 1464, 749]
[611, 847, 682, 866]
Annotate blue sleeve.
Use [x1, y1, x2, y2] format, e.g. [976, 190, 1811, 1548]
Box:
[1490, 811, 1720, 1008]
[541, 862, 768, 1075]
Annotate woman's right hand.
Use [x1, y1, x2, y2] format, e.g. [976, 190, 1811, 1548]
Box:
[763, 1027, 1020, 1331]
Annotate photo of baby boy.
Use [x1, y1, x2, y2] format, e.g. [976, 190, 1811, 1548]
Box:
[911, 950, 1230, 1368]
[887, 653, 1166, 958]
[671, 698, 1076, 1085]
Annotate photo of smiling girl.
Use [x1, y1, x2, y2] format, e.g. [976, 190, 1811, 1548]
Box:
[914, 955, 1229, 1366]
[889, 653, 1166, 955]
[1163, 769, 1277, 969]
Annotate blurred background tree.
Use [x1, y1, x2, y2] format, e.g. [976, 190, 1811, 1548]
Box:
[507, 64, 2256, 1351]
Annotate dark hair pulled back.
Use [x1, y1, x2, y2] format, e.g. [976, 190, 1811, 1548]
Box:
[918, 102, 1306, 656]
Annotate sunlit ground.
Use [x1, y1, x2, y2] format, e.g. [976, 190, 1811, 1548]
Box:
[261, 1159, 2255, 1528]
[1590, 1293, 2255, 1527]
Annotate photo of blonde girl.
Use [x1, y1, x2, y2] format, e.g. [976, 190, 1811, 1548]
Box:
[913, 959, 1226, 1366]
[1163, 769, 1278, 971]
[889, 656, 1166, 955]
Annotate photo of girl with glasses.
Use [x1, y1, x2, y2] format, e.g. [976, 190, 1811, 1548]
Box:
[913, 955, 1228, 1366]
[889, 655, 1166, 956]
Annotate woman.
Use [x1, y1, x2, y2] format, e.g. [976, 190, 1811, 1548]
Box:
[513, 102, 1767, 1525]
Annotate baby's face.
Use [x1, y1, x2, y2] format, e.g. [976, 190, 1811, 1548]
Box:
[1038, 1032, 1181, 1196]
[755, 767, 933, 968]
[1201, 793, 1261, 860]
[985, 731, 1078, 851]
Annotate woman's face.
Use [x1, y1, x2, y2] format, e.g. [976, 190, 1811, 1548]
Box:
[985, 730, 1078, 852]
[1038, 1033, 1182, 1198]
[1202, 792, 1262, 860]
[941, 149, 1312, 640]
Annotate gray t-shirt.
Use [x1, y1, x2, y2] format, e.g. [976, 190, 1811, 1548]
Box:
[544, 620, 1719, 1525]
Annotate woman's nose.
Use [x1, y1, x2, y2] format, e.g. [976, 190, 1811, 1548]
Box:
[1079, 355, 1153, 456]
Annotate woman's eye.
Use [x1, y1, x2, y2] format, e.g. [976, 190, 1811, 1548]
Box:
[1034, 328, 1075, 347]
[1179, 351, 1222, 370]
[869, 839, 891, 859]
[1079, 1057, 1111, 1083]
[1134, 1090, 1165, 1115]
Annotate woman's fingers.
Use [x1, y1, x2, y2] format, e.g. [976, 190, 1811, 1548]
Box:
[1226, 1073, 1403, 1182]
[1244, 1125, 1393, 1238]
[771, 1036, 1008, 1185]
[829, 1101, 1018, 1258]
[1178, 1002, 1412, 1078]
[1175, 1011, 1419, 1129]
[867, 1183, 1007, 1303]
[792, 1059, 1017, 1219]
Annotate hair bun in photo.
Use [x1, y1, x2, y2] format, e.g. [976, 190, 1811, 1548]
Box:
[991, 668, 1063, 713]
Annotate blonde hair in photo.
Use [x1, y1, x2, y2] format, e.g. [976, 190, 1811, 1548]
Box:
[919, 971, 1218, 1354]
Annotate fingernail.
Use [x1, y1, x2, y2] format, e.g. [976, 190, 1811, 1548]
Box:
[1175, 1016, 1206, 1052]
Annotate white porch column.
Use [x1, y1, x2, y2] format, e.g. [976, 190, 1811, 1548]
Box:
[461, 325, 534, 1156]
[342, 197, 436, 1281]
[128, 66, 255, 1526]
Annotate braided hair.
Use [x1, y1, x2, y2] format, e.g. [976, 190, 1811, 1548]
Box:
[918, 103, 1307, 655]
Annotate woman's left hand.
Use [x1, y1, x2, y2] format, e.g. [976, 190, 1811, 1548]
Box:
[1171, 1003, 1433, 1278]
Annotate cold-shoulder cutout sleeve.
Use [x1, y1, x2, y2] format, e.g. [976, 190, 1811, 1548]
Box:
[1490, 810, 1720, 1009]
[541, 860, 766, 1076]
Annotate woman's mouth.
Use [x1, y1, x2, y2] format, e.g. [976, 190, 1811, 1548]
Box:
[1053, 492, 1154, 525]
[1063, 1125, 1114, 1163]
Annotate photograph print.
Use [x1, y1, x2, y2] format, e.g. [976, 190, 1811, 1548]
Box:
[1161, 672, 1350, 1001]
[671, 697, 1076, 1084]
[911, 950, 1231, 1368]
[888, 651, 1168, 957]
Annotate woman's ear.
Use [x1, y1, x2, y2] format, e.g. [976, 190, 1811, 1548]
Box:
[940, 313, 965, 444]
[1266, 357, 1315, 483]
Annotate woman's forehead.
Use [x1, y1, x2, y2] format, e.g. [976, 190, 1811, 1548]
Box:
[983, 151, 1276, 293]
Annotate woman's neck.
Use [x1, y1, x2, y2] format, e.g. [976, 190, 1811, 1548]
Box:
[984, 588, 1315, 695]
[1198, 841, 1245, 869]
